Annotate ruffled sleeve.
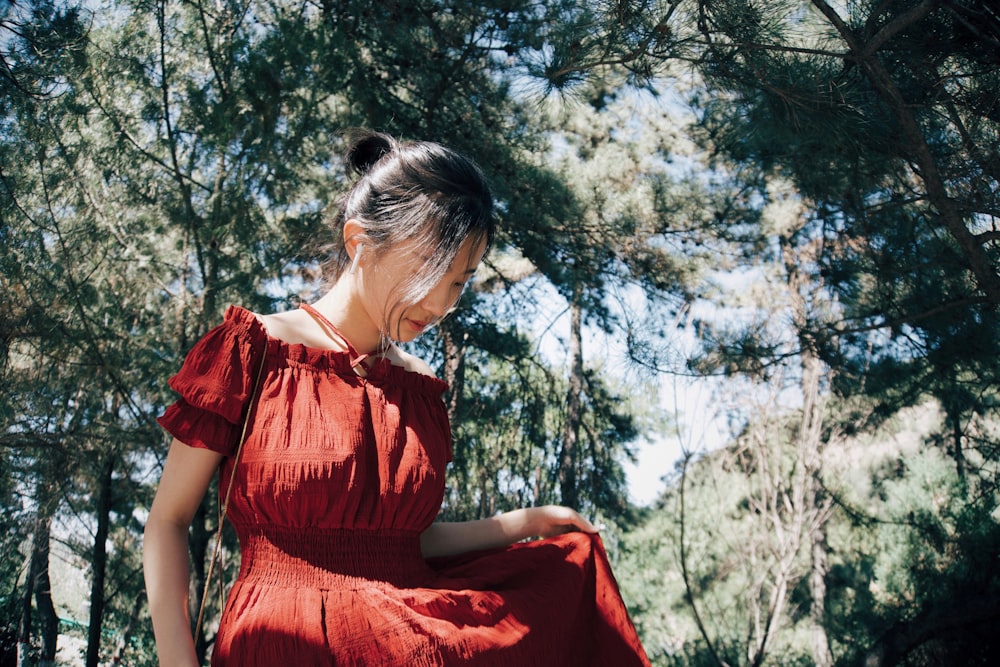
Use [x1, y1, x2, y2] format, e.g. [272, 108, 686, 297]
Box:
[157, 306, 267, 455]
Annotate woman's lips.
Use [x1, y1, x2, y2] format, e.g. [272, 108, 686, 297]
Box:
[407, 318, 429, 333]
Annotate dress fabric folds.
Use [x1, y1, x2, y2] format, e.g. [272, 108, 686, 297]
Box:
[158, 306, 651, 666]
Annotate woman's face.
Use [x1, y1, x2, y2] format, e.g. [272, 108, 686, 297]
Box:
[359, 235, 486, 343]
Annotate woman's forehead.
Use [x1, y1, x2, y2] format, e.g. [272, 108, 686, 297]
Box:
[389, 235, 485, 269]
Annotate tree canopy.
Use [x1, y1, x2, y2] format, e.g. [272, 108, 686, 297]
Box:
[3, 1, 998, 665]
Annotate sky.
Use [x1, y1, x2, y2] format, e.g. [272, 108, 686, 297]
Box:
[624, 372, 729, 506]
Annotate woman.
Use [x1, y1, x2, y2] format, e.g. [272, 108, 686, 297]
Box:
[143, 129, 651, 666]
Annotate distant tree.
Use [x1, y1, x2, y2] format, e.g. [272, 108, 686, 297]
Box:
[3, 1, 679, 663]
[532, 0, 1000, 477]
[531, 4, 1000, 662]
[515, 81, 705, 511]
[425, 289, 645, 524]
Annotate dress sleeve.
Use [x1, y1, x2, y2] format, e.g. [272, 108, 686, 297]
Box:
[157, 306, 267, 455]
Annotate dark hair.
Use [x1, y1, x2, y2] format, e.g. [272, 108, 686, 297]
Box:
[325, 129, 495, 315]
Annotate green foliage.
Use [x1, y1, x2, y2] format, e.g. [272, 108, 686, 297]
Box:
[434, 315, 640, 523]
[621, 403, 1000, 666]
[688, 1, 1000, 425]
[5, 0, 1000, 664]
[4, 0, 666, 662]
[827, 423, 1000, 665]
[619, 448, 818, 665]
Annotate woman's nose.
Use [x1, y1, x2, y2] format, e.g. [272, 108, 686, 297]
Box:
[421, 284, 454, 317]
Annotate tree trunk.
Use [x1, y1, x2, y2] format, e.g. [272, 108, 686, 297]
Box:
[33, 513, 58, 667]
[191, 493, 212, 664]
[18, 484, 60, 667]
[86, 455, 115, 667]
[110, 592, 145, 665]
[439, 320, 468, 425]
[948, 406, 966, 482]
[786, 232, 835, 667]
[558, 284, 584, 510]
[809, 523, 833, 667]
[17, 538, 36, 667]
[799, 346, 833, 667]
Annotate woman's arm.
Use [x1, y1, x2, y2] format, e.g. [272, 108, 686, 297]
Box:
[420, 505, 598, 559]
[143, 439, 224, 667]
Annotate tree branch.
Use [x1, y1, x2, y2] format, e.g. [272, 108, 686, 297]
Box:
[811, 0, 1000, 304]
[678, 452, 732, 667]
[863, 0, 939, 57]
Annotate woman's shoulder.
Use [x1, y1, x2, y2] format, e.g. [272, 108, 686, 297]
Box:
[257, 308, 349, 352]
[246, 306, 439, 381]
[255, 308, 437, 378]
[383, 345, 436, 378]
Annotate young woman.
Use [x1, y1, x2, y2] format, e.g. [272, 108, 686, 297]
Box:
[143, 129, 651, 666]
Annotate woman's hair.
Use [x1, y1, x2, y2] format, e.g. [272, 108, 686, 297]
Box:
[324, 129, 495, 327]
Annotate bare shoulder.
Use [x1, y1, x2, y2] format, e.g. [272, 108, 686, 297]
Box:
[258, 310, 301, 343]
[384, 346, 436, 377]
[259, 309, 346, 350]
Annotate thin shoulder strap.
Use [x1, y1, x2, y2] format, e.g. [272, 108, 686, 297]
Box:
[299, 302, 372, 369]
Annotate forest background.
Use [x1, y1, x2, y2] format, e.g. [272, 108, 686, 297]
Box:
[2, 0, 999, 665]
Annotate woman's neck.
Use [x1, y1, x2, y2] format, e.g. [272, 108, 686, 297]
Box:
[310, 278, 385, 356]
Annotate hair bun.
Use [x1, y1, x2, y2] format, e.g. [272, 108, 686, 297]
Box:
[344, 129, 396, 175]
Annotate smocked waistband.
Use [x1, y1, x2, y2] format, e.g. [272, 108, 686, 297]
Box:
[236, 525, 433, 589]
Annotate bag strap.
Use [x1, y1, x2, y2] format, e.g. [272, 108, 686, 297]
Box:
[194, 341, 268, 646]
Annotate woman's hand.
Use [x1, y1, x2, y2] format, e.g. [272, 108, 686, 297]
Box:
[520, 505, 600, 539]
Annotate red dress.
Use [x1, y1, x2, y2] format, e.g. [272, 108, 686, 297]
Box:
[158, 305, 651, 666]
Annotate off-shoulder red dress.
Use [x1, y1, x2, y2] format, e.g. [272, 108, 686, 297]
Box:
[157, 305, 651, 666]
